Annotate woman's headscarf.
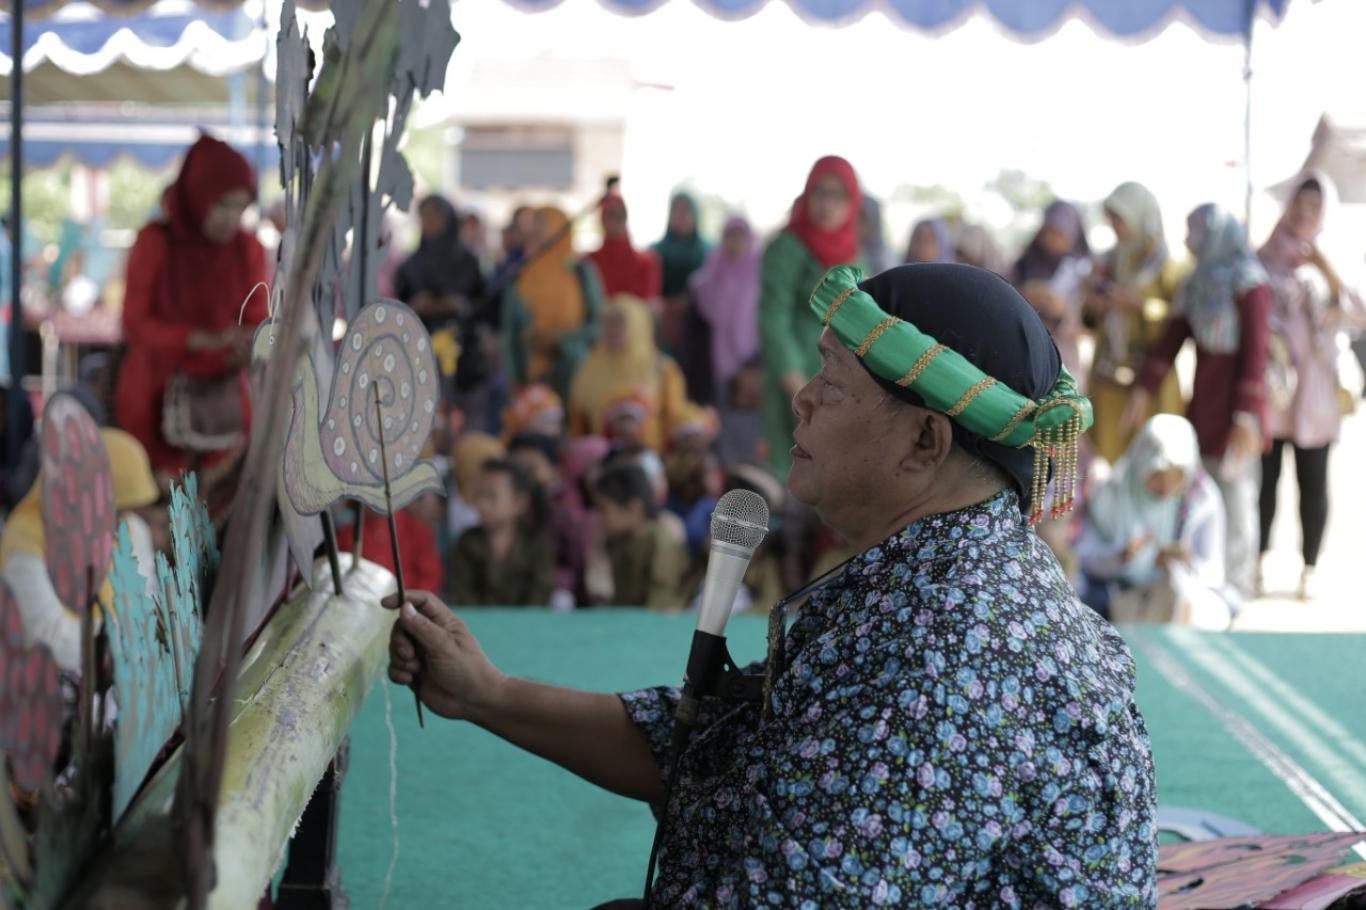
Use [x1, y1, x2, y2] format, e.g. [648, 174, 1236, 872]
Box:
[1013, 200, 1090, 285]
[1178, 204, 1267, 354]
[0, 429, 158, 570]
[905, 217, 955, 264]
[653, 192, 709, 297]
[1087, 414, 1203, 585]
[588, 197, 660, 299]
[396, 195, 484, 300]
[787, 156, 861, 268]
[953, 223, 1005, 275]
[1103, 181, 1168, 287]
[515, 206, 587, 339]
[570, 295, 660, 435]
[562, 436, 610, 489]
[158, 135, 258, 327]
[501, 383, 565, 442]
[690, 216, 760, 388]
[859, 195, 890, 276]
[1259, 169, 1340, 276]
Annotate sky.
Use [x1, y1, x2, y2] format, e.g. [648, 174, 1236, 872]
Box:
[403, 0, 1366, 249]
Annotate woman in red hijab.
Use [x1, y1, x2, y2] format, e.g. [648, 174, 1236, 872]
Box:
[587, 196, 662, 300]
[115, 135, 269, 492]
[758, 155, 861, 479]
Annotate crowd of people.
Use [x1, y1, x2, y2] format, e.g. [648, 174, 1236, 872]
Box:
[4, 135, 1362, 644]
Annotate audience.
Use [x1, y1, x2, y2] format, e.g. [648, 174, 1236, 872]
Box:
[1127, 204, 1272, 598]
[1077, 415, 1234, 629]
[593, 462, 688, 609]
[500, 207, 603, 401]
[63, 145, 1358, 623]
[568, 294, 690, 449]
[1256, 171, 1365, 599]
[447, 458, 555, 607]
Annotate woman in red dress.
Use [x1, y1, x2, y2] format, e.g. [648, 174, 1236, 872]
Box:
[115, 135, 269, 494]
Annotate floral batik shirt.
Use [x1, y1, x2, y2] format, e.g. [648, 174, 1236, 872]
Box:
[621, 490, 1157, 909]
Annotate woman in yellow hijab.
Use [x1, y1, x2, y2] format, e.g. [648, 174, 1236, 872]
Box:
[500, 206, 604, 401]
[0, 428, 160, 673]
[569, 294, 690, 451]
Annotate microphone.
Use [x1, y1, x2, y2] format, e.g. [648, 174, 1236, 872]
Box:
[673, 490, 770, 742]
[644, 490, 769, 908]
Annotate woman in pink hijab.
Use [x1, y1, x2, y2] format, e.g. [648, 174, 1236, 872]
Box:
[1256, 171, 1365, 598]
[691, 216, 761, 397]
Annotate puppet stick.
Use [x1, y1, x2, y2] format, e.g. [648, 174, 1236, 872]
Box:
[373, 382, 424, 729]
[319, 509, 345, 596]
[79, 565, 97, 795]
[353, 502, 366, 563]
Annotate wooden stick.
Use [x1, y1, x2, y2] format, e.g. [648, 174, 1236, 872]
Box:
[319, 509, 344, 596]
[373, 382, 424, 729]
[79, 565, 97, 797]
[352, 501, 366, 563]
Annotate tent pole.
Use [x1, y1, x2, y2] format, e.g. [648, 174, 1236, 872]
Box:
[9, 0, 26, 466]
[255, 0, 269, 184]
[1242, 0, 1255, 229]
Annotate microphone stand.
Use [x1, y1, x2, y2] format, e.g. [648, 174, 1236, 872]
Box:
[639, 562, 853, 908]
[641, 641, 765, 909]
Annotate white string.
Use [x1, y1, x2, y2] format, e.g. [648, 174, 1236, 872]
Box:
[237, 281, 273, 326]
[377, 678, 400, 910]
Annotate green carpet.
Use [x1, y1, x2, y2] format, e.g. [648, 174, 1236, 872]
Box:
[334, 611, 1366, 909]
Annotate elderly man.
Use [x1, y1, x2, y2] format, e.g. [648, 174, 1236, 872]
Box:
[387, 264, 1158, 909]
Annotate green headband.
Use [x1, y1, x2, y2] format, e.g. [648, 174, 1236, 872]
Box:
[809, 265, 1094, 522]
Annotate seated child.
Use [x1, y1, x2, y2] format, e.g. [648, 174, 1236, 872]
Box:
[447, 458, 555, 607]
[508, 432, 588, 610]
[593, 462, 688, 610]
[1076, 414, 1235, 629]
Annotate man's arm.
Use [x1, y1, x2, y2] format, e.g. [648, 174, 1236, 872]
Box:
[385, 591, 663, 803]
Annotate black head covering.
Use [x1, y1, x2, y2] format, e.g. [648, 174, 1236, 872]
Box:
[395, 195, 485, 314]
[855, 263, 1062, 509]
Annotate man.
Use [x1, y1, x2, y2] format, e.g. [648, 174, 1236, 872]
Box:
[387, 263, 1158, 908]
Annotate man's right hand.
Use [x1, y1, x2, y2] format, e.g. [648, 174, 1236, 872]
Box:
[385, 591, 505, 723]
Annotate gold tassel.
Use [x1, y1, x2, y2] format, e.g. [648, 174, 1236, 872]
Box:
[1029, 433, 1049, 526]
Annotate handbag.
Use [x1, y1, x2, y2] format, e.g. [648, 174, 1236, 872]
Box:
[162, 372, 244, 453]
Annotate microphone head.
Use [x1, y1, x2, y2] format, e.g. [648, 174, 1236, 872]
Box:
[710, 489, 769, 552]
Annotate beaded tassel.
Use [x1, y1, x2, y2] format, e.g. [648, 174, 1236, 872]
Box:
[1028, 429, 1050, 526]
[1029, 413, 1085, 525]
[1048, 414, 1083, 520]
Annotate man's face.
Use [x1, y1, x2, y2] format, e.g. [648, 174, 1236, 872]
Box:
[788, 329, 908, 522]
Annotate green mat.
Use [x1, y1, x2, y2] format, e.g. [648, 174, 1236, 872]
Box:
[335, 611, 1366, 909]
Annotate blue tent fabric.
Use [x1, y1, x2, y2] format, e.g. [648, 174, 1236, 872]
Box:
[498, 0, 1287, 35]
[5, 0, 1288, 35]
[0, 5, 257, 58]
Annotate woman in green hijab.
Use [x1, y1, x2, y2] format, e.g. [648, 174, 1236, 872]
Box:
[654, 191, 713, 400]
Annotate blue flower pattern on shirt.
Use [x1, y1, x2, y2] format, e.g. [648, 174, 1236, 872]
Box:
[621, 491, 1157, 908]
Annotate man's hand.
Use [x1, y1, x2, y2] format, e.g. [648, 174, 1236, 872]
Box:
[385, 591, 505, 723]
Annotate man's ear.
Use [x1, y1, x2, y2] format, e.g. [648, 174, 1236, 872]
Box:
[898, 409, 955, 475]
